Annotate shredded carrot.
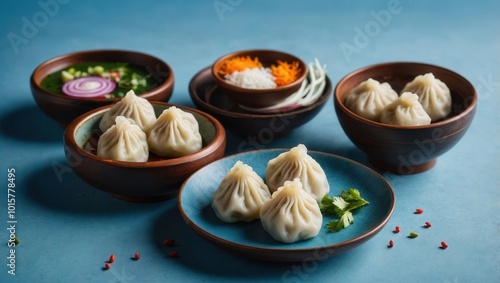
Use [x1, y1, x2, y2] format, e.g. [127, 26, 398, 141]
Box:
[219, 56, 263, 75]
[271, 60, 301, 86]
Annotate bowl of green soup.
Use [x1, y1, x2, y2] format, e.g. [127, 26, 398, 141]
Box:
[31, 49, 175, 127]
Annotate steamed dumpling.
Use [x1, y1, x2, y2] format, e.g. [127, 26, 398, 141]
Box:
[97, 116, 149, 162]
[147, 106, 202, 158]
[380, 92, 432, 126]
[99, 90, 156, 133]
[260, 178, 323, 243]
[401, 73, 452, 122]
[212, 161, 271, 223]
[345, 78, 398, 121]
[266, 144, 329, 201]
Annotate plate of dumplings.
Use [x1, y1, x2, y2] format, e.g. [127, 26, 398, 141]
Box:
[178, 145, 395, 262]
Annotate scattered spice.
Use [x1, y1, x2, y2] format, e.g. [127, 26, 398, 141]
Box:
[415, 208, 424, 214]
[168, 251, 178, 258]
[424, 222, 432, 228]
[440, 242, 448, 249]
[394, 226, 401, 233]
[219, 56, 262, 76]
[409, 232, 419, 238]
[134, 252, 141, 260]
[270, 60, 302, 86]
[388, 240, 394, 248]
[108, 254, 115, 263]
[104, 263, 111, 270]
[164, 239, 175, 247]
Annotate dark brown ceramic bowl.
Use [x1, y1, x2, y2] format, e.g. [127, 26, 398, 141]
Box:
[190, 67, 332, 138]
[31, 49, 175, 127]
[334, 62, 477, 174]
[63, 102, 226, 202]
[211, 49, 307, 108]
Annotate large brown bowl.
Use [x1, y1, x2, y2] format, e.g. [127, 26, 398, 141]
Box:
[63, 102, 226, 202]
[334, 62, 477, 174]
[212, 49, 307, 108]
[31, 49, 175, 127]
[190, 67, 332, 138]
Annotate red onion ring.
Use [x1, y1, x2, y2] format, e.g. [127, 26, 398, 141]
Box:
[62, 77, 116, 98]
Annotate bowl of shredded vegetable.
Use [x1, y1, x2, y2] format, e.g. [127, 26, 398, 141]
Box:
[31, 49, 174, 127]
[211, 49, 308, 108]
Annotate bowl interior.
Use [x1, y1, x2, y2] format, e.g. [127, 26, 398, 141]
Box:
[32, 49, 173, 100]
[74, 104, 218, 162]
[212, 49, 307, 92]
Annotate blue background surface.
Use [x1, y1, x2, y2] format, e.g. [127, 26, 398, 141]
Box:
[0, 0, 499, 282]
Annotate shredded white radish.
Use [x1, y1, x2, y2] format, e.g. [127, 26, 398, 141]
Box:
[240, 59, 327, 113]
[224, 67, 277, 89]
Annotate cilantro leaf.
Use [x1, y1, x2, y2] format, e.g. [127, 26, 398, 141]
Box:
[320, 188, 369, 233]
[340, 188, 362, 202]
[319, 195, 336, 215]
[332, 196, 349, 211]
[326, 211, 354, 232]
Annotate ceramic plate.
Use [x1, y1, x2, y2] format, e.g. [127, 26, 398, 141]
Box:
[178, 149, 395, 262]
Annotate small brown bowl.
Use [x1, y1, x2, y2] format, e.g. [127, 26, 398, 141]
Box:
[63, 102, 226, 202]
[334, 62, 477, 174]
[31, 49, 175, 127]
[211, 49, 307, 108]
[190, 67, 332, 138]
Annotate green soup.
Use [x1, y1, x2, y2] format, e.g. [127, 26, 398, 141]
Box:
[41, 62, 162, 98]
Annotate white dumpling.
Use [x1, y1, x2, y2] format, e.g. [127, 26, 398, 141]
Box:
[212, 161, 271, 223]
[266, 144, 329, 201]
[344, 78, 398, 121]
[260, 178, 323, 243]
[380, 92, 432, 126]
[97, 116, 149, 162]
[401, 73, 452, 122]
[147, 106, 202, 158]
[99, 90, 156, 133]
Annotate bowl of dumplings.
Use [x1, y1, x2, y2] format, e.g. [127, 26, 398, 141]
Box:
[334, 62, 477, 174]
[63, 92, 226, 202]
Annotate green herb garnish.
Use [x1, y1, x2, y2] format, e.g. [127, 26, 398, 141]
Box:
[320, 188, 369, 232]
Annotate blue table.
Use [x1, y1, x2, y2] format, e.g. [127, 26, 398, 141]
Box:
[1, 0, 499, 282]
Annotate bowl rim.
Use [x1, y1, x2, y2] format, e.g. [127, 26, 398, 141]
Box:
[31, 49, 174, 102]
[190, 66, 332, 119]
[334, 61, 478, 130]
[211, 49, 308, 94]
[63, 101, 226, 168]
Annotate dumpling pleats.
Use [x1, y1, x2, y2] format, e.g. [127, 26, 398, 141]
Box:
[266, 144, 329, 201]
[147, 106, 202, 158]
[212, 161, 271, 223]
[260, 178, 322, 243]
[97, 116, 149, 162]
[99, 90, 156, 133]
